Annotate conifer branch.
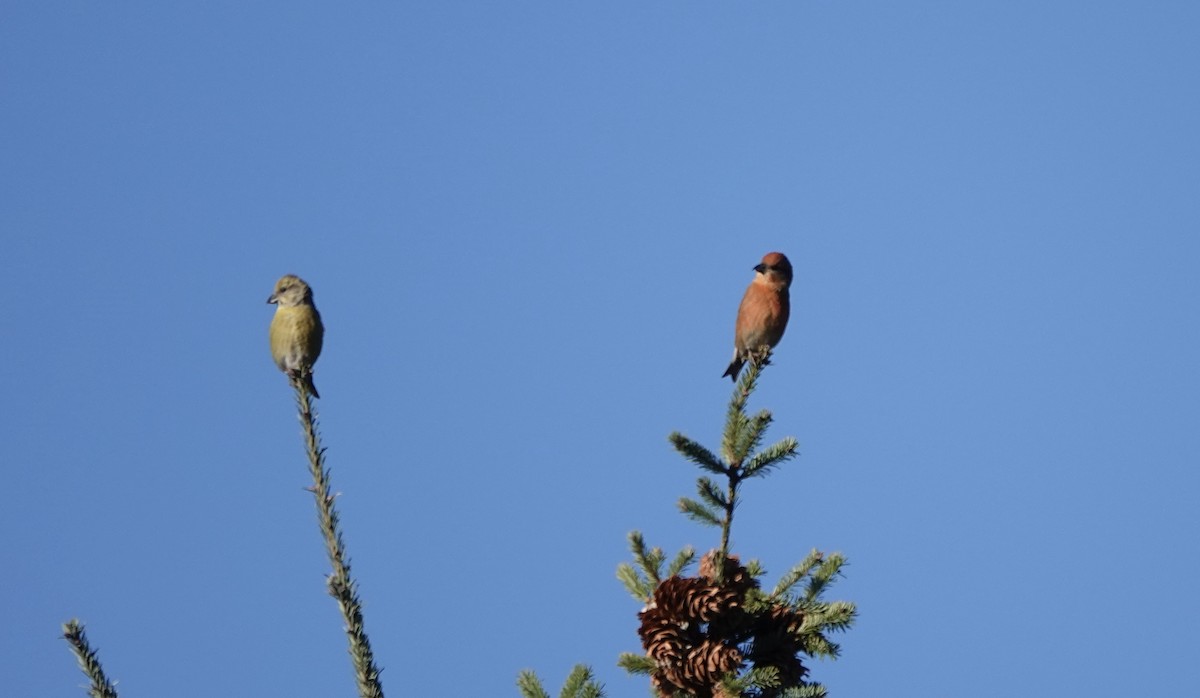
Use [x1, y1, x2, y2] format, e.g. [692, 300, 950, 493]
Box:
[516, 665, 604, 698]
[817, 601, 858, 634]
[617, 347, 857, 696]
[718, 672, 753, 696]
[720, 354, 765, 464]
[783, 684, 828, 698]
[730, 408, 772, 467]
[696, 477, 729, 508]
[626, 530, 669, 585]
[770, 550, 824, 601]
[616, 562, 651, 601]
[515, 671, 551, 698]
[712, 358, 778, 559]
[798, 632, 841, 660]
[294, 384, 384, 698]
[616, 653, 656, 675]
[627, 530, 650, 571]
[620, 533, 696, 600]
[743, 436, 799, 478]
[678, 497, 722, 527]
[665, 546, 696, 578]
[668, 433, 727, 474]
[744, 664, 781, 690]
[61, 620, 118, 698]
[558, 665, 605, 698]
[804, 553, 845, 603]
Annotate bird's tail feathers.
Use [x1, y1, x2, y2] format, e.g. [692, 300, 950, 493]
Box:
[288, 370, 321, 399]
[303, 372, 321, 399]
[722, 358, 744, 382]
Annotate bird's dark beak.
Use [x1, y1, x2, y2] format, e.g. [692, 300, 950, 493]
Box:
[754, 263, 767, 273]
[267, 294, 278, 305]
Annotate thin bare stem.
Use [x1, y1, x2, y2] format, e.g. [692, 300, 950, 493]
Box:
[295, 383, 385, 698]
[719, 473, 739, 560]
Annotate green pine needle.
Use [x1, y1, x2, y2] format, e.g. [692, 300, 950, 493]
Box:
[731, 409, 773, 466]
[668, 432, 728, 474]
[746, 664, 781, 689]
[61, 620, 118, 698]
[696, 477, 728, 508]
[770, 549, 824, 600]
[805, 555, 845, 602]
[626, 531, 664, 584]
[721, 413, 750, 464]
[817, 600, 858, 633]
[615, 562, 651, 601]
[782, 683, 828, 698]
[516, 671, 551, 698]
[718, 672, 755, 696]
[800, 632, 841, 659]
[743, 436, 799, 478]
[721, 355, 765, 463]
[617, 653, 656, 676]
[559, 665, 604, 698]
[665, 546, 696, 578]
[627, 529, 647, 558]
[678, 497, 722, 527]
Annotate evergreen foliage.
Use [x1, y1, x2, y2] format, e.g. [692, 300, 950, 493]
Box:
[517, 665, 606, 698]
[61, 620, 118, 698]
[617, 354, 856, 697]
[527, 352, 856, 697]
[295, 383, 385, 698]
[58, 379, 385, 698]
[54, 295, 850, 698]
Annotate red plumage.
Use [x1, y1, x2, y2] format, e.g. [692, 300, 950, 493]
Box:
[723, 252, 793, 381]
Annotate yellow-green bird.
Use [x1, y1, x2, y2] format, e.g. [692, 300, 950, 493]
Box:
[267, 274, 324, 398]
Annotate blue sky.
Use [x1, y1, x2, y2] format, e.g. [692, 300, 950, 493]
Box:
[3, 2, 1198, 696]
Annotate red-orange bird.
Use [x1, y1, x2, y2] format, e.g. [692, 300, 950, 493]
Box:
[722, 252, 793, 381]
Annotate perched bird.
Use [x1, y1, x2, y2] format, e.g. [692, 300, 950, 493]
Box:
[268, 274, 324, 398]
[722, 252, 793, 381]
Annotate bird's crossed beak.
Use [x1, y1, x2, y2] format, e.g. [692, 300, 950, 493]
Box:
[266, 293, 278, 305]
[754, 263, 767, 273]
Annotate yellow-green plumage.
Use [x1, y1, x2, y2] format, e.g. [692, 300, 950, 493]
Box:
[268, 274, 324, 398]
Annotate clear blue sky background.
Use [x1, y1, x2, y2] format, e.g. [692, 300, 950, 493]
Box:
[4, 3, 1198, 696]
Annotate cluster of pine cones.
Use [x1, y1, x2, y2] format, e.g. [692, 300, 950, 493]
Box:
[637, 551, 807, 697]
